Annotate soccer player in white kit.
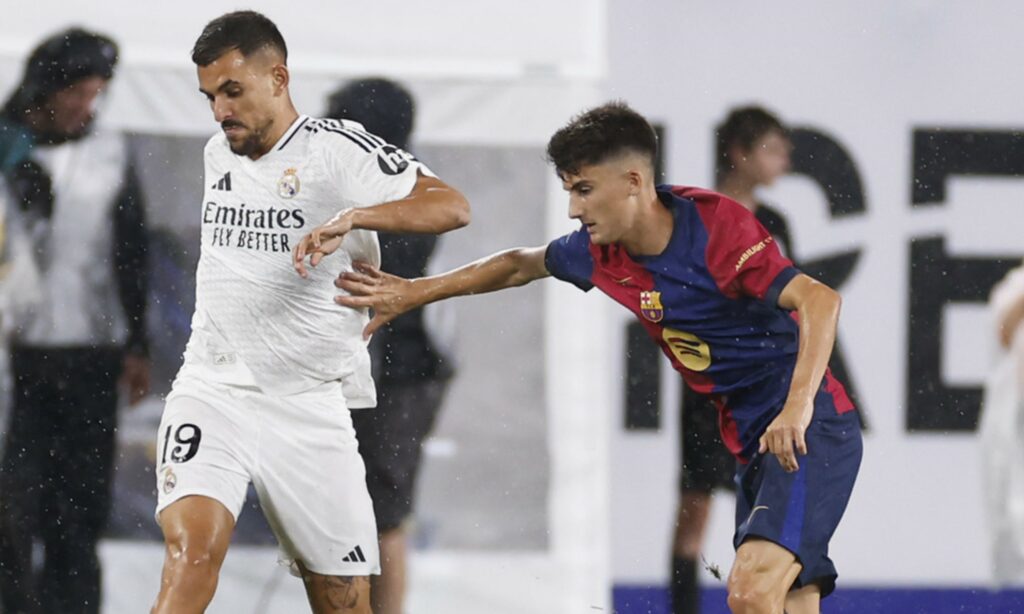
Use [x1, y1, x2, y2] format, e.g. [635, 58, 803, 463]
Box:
[150, 11, 470, 614]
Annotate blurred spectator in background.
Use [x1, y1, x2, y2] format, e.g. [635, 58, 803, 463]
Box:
[0, 27, 150, 614]
[671, 106, 792, 614]
[327, 78, 455, 614]
[981, 262, 1024, 584]
[0, 175, 42, 348]
[0, 173, 43, 460]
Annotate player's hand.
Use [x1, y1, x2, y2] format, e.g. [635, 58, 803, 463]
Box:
[120, 353, 151, 407]
[335, 261, 417, 339]
[292, 209, 356, 278]
[757, 404, 811, 472]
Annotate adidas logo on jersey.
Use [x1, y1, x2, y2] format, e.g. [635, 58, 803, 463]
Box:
[341, 545, 367, 563]
[211, 172, 232, 191]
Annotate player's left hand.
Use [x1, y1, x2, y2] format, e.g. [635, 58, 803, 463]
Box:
[292, 209, 356, 278]
[120, 353, 151, 407]
[335, 261, 417, 339]
[758, 404, 811, 472]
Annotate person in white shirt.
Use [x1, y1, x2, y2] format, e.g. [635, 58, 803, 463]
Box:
[0, 28, 149, 614]
[151, 12, 469, 614]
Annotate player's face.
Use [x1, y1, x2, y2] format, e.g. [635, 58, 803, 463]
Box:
[46, 76, 107, 138]
[562, 160, 640, 245]
[197, 48, 286, 158]
[735, 130, 792, 186]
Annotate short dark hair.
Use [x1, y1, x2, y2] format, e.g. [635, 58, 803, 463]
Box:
[715, 106, 788, 182]
[546, 101, 658, 178]
[326, 78, 415, 150]
[192, 11, 287, 67]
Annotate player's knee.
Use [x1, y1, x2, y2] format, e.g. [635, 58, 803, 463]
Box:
[726, 573, 779, 614]
[166, 546, 218, 578]
[729, 564, 782, 614]
[162, 534, 224, 582]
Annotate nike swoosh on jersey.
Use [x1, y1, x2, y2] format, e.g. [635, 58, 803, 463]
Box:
[747, 505, 770, 524]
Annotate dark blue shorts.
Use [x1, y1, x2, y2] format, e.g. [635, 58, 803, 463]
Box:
[733, 386, 862, 598]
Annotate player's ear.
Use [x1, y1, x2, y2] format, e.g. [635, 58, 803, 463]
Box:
[271, 63, 289, 95]
[626, 168, 643, 196]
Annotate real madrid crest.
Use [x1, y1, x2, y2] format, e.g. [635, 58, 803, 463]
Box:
[161, 467, 177, 494]
[277, 167, 300, 199]
[640, 290, 664, 322]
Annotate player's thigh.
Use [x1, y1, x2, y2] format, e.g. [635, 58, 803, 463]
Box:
[727, 537, 802, 604]
[155, 386, 253, 526]
[158, 495, 236, 570]
[254, 387, 379, 577]
[299, 562, 372, 614]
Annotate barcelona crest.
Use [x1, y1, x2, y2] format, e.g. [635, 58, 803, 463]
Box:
[640, 290, 664, 322]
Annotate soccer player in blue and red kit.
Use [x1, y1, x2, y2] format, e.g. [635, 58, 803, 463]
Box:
[294, 102, 862, 614]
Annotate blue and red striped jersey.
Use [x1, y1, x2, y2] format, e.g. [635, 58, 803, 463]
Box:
[545, 185, 853, 461]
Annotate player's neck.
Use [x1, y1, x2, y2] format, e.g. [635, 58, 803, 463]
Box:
[621, 191, 674, 257]
[717, 174, 759, 212]
[248, 105, 300, 161]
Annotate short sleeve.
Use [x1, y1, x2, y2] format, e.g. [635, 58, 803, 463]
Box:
[318, 119, 434, 207]
[544, 229, 594, 292]
[702, 197, 798, 304]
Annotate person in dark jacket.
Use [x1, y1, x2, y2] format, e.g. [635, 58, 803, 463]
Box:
[327, 78, 454, 614]
[0, 27, 150, 614]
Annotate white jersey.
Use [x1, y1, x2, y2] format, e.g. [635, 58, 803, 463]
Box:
[177, 115, 430, 404]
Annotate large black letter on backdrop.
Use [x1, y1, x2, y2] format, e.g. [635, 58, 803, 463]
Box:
[908, 129, 1024, 431]
[788, 127, 867, 428]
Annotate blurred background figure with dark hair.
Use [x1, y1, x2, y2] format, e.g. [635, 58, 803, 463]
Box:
[327, 77, 455, 614]
[0, 27, 150, 614]
[670, 105, 792, 614]
[714, 106, 794, 256]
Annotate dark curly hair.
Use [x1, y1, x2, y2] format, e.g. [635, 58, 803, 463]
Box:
[192, 11, 287, 67]
[546, 101, 658, 178]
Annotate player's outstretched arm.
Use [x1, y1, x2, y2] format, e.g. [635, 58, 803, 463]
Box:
[292, 171, 469, 277]
[346, 172, 470, 234]
[336, 246, 550, 338]
[759, 274, 842, 472]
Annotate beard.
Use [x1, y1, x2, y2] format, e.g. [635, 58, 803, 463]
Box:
[224, 117, 273, 157]
[227, 131, 262, 157]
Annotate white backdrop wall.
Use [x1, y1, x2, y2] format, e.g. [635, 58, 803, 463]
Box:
[605, 0, 1024, 589]
[0, 0, 606, 143]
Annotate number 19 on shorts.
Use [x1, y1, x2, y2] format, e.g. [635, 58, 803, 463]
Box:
[161, 423, 203, 464]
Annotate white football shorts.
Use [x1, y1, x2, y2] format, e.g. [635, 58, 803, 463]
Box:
[154, 374, 380, 576]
